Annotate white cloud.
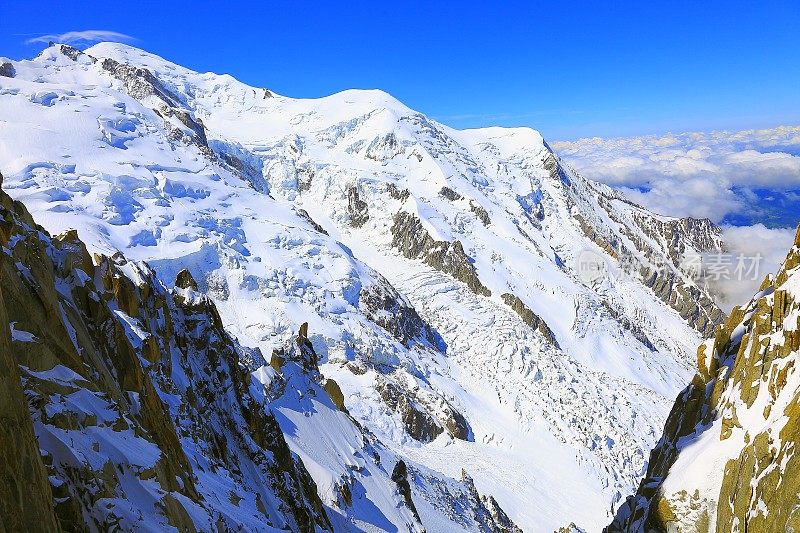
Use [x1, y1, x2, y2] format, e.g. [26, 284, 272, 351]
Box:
[26, 30, 135, 46]
[553, 125, 800, 222]
[617, 176, 740, 221]
[709, 225, 796, 312]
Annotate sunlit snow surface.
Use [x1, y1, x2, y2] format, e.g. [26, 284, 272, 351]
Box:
[0, 43, 711, 531]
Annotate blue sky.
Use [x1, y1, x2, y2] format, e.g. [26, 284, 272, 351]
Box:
[1, 0, 798, 140]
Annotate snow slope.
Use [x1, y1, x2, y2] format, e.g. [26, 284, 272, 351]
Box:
[0, 43, 725, 531]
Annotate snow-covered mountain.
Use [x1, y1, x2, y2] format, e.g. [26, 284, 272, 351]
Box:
[608, 228, 800, 532]
[0, 43, 725, 531]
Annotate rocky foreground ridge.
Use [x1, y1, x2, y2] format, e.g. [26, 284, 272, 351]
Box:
[608, 226, 800, 531]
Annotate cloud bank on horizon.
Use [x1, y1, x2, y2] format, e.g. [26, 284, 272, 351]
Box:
[25, 30, 135, 46]
[552, 125, 800, 226]
[554, 125, 800, 310]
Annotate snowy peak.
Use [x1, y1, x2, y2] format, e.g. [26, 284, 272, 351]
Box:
[609, 225, 800, 531]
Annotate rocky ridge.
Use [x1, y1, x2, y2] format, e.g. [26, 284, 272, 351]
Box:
[608, 226, 800, 531]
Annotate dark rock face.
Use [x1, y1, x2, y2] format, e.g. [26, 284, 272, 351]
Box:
[469, 200, 491, 226]
[297, 166, 315, 193]
[572, 189, 725, 338]
[600, 300, 656, 352]
[542, 150, 571, 185]
[439, 187, 491, 226]
[0, 61, 15, 78]
[440, 186, 463, 201]
[360, 270, 443, 350]
[387, 183, 410, 202]
[391, 211, 491, 297]
[347, 186, 369, 228]
[377, 381, 443, 442]
[98, 57, 210, 153]
[0, 181, 331, 531]
[639, 265, 724, 338]
[365, 132, 404, 161]
[100, 58, 180, 106]
[0, 231, 59, 530]
[391, 460, 421, 523]
[375, 379, 470, 443]
[574, 212, 618, 258]
[560, 146, 725, 339]
[175, 268, 199, 290]
[156, 105, 210, 148]
[323, 378, 346, 411]
[459, 470, 523, 533]
[57, 44, 84, 61]
[501, 293, 559, 348]
[290, 321, 322, 374]
[297, 208, 329, 235]
[632, 213, 722, 265]
[604, 200, 724, 338]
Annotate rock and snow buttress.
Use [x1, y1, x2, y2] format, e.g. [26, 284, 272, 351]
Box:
[607, 225, 800, 532]
[0, 43, 728, 531]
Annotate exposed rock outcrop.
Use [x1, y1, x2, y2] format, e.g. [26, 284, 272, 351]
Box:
[360, 270, 443, 349]
[392, 460, 422, 523]
[175, 267, 199, 290]
[459, 470, 523, 533]
[0, 180, 331, 531]
[567, 164, 725, 338]
[0, 234, 59, 530]
[56, 44, 83, 61]
[600, 300, 656, 352]
[440, 186, 463, 201]
[501, 292, 559, 348]
[639, 265, 724, 338]
[469, 200, 491, 226]
[387, 183, 410, 202]
[366, 132, 404, 161]
[297, 208, 329, 235]
[608, 226, 800, 532]
[543, 150, 571, 184]
[376, 378, 470, 443]
[347, 185, 370, 227]
[0, 61, 15, 78]
[97, 56, 211, 155]
[391, 211, 491, 297]
[323, 378, 347, 411]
